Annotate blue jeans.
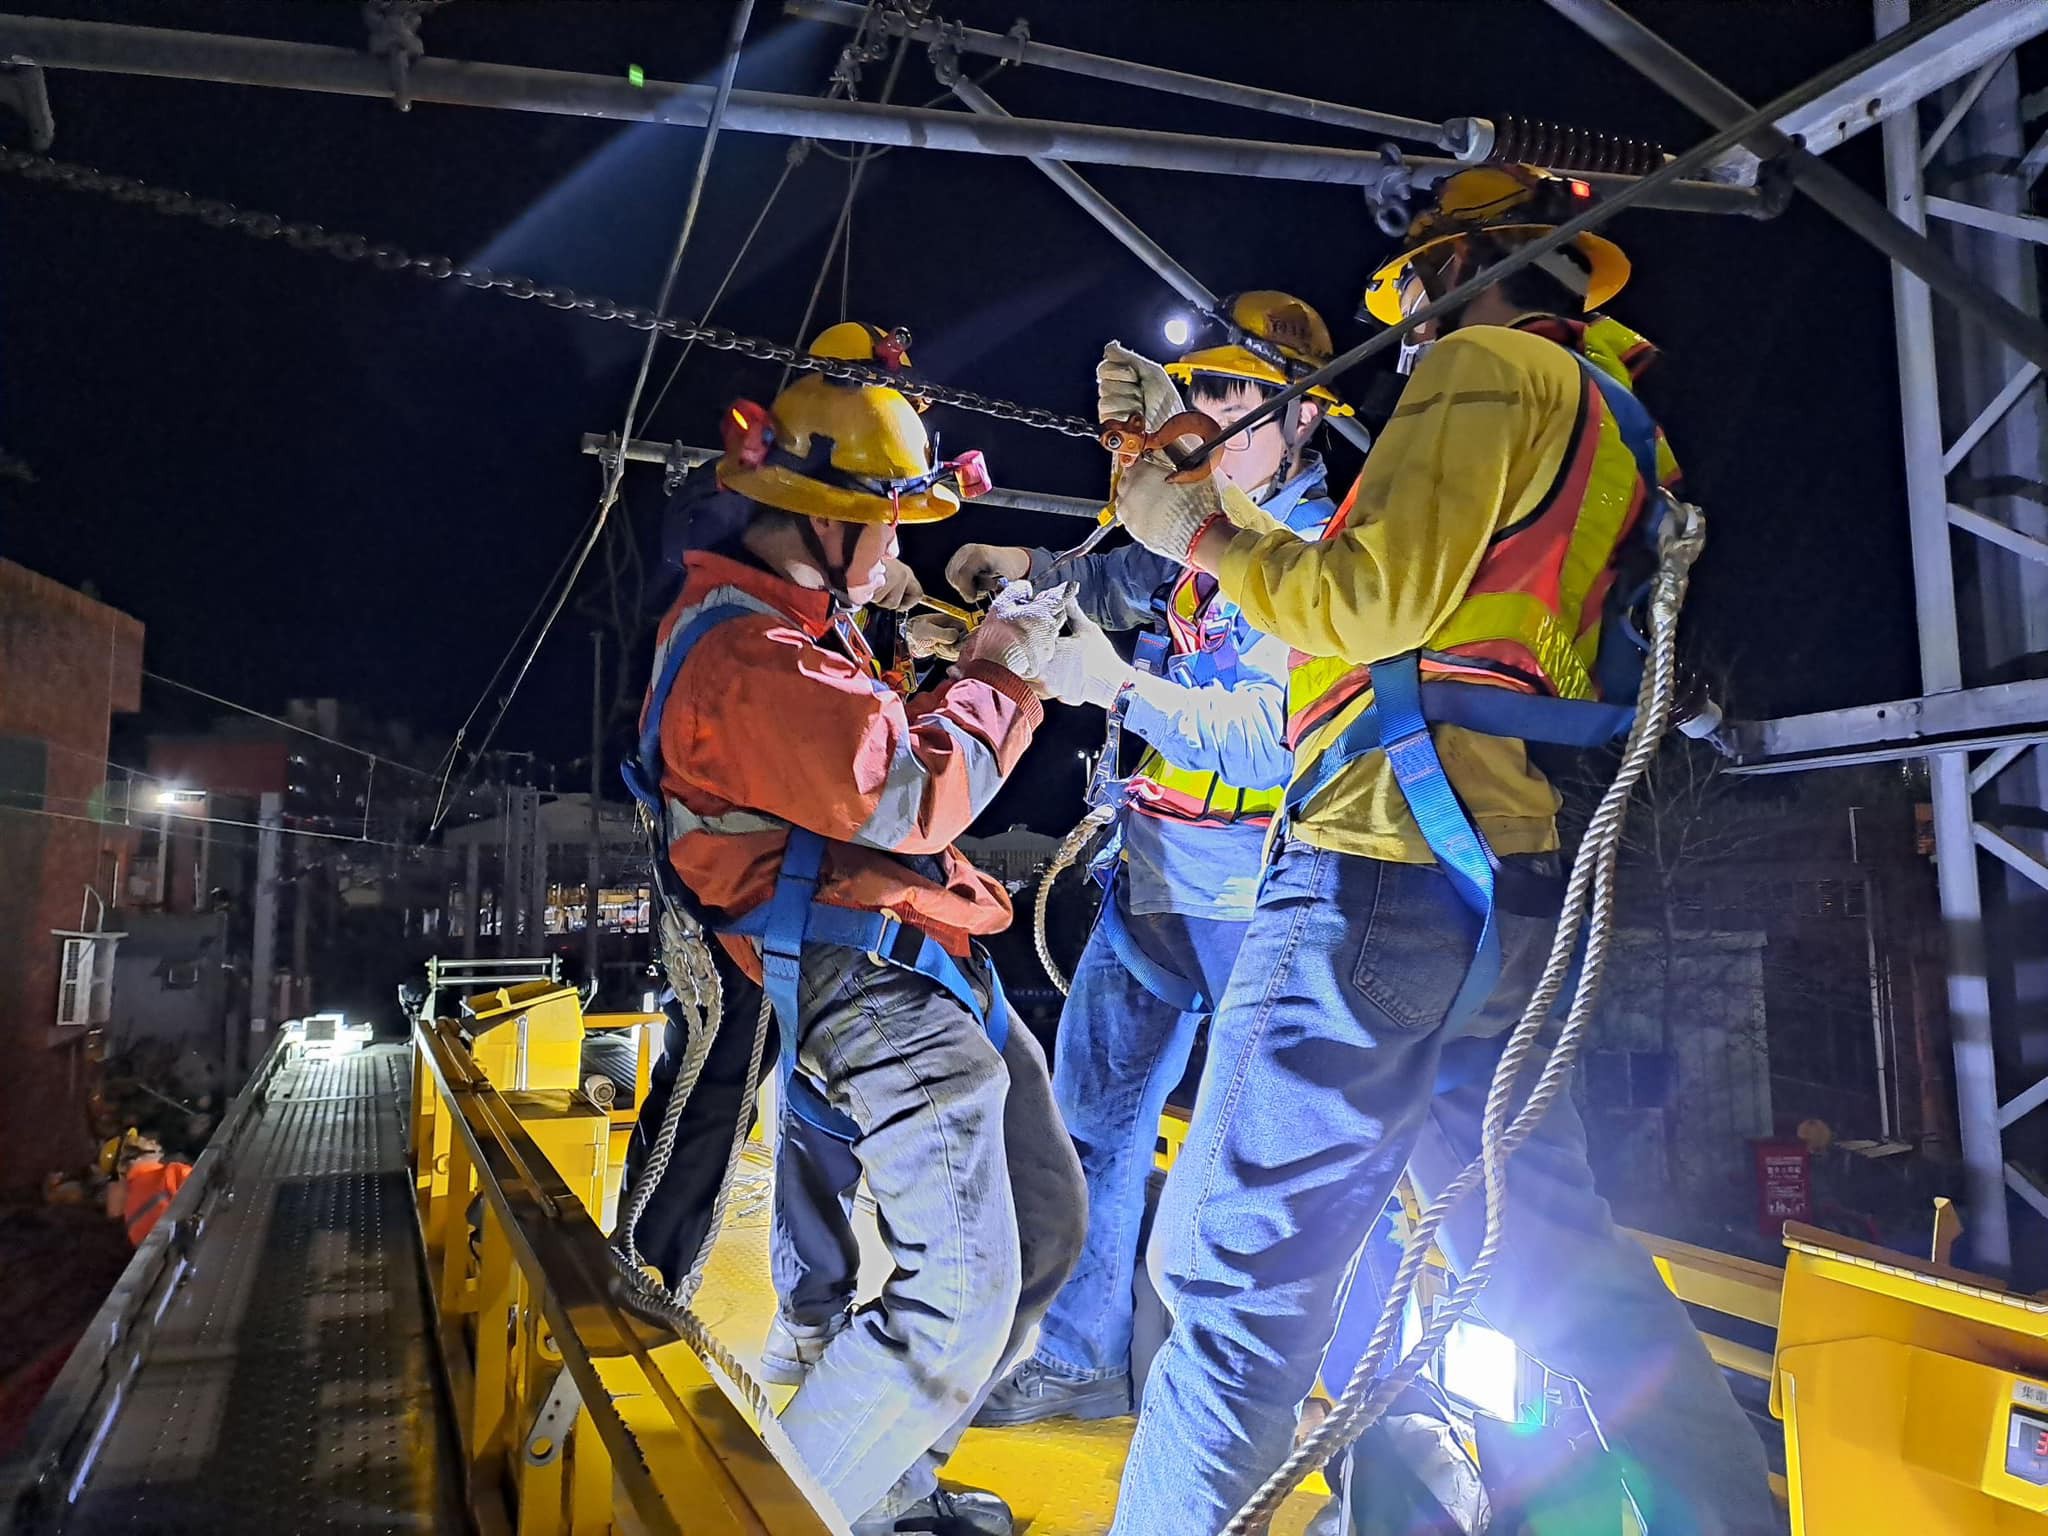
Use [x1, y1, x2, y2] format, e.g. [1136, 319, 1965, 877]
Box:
[772, 1102, 862, 1328]
[1035, 877, 1247, 1381]
[1113, 841, 1777, 1536]
[783, 944, 1086, 1528]
[623, 952, 863, 1314]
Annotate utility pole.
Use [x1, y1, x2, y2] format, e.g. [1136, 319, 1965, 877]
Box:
[248, 791, 281, 1080]
[587, 631, 604, 998]
[462, 840, 480, 960]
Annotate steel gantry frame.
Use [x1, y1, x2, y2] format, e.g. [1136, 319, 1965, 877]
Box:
[6, 0, 2048, 1272]
[1550, 0, 2048, 1274]
[1874, 0, 2048, 1276]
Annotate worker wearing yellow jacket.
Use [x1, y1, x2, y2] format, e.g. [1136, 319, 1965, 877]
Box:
[1100, 167, 1776, 1536]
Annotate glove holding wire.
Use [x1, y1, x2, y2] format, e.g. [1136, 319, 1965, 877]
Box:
[1097, 341, 1227, 564]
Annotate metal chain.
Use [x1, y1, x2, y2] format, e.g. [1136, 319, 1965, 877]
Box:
[0, 147, 1100, 439]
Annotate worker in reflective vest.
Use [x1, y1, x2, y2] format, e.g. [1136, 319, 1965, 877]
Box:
[625, 339, 1084, 1536]
[109, 1133, 191, 1247]
[942, 293, 1345, 1428]
[1098, 168, 1776, 1536]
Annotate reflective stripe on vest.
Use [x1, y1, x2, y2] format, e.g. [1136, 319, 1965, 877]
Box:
[1285, 334, 1671, 752]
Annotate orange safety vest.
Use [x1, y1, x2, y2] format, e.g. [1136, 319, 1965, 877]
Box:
[1286, 315, 1677, 751]
[123, 1156, 190, 1246]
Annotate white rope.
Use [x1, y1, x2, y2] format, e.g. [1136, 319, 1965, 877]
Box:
[1034, 801, 1118, 993]
[1222, 494, 1708, 1534]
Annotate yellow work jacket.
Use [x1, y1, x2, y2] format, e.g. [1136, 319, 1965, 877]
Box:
[1215, 315, 1676, 864]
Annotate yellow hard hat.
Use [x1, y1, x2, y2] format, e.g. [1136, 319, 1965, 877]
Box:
[1165, 290, 1351, 412]
[717, 325, 982, 526]
[1360, 164, 1631, 326]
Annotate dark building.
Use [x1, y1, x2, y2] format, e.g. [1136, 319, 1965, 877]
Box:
[0, 560, 143, 1189]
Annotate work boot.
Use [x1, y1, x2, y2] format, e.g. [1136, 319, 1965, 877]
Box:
[971, 1357, 1132, 1426]
[854, 1486, 1013, 1536]
[758, 1308, 850, 1388]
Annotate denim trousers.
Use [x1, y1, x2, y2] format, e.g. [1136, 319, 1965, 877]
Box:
[621, 950, 865, 1327]
[1033, 877, 1247, 1381]
[623, 941, 1084, 1526]
[1112, 840, 1778, 1536]
[781, 944, 1085, 1528]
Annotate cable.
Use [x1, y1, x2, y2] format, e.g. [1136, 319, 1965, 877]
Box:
[431, 0, 756, 834]
[0, 795, 456, 853]
[640, 141, 807, 434]
[1221, 495, 1708, 1533]
[780, 33, 909, 391]
[143, 670, 439, 782]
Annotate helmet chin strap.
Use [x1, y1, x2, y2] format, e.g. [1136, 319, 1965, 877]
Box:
[795, 518, 855, 599]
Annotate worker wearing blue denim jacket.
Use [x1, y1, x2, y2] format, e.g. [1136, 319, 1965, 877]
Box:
[946, 297, 1348, 1424]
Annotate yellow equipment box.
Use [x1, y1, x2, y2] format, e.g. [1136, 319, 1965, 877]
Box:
[459, 979, 585, 1092]
[1773, 1221, 2048, 1532]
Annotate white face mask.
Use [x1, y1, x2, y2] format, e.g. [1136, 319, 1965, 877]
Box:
[1396, 338, 1436, 375]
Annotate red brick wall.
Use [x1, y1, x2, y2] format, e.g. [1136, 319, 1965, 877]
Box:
[0, 561, 144, 1189]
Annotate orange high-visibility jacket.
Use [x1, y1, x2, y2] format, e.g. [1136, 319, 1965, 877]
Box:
[123, 1156, 190, 1246]
[645, 550, 1041, 977]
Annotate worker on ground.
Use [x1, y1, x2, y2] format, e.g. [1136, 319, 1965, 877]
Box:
[1092, 167, 1777, 1536]
[939, 293, 1344, 1427]
[626, 335, 1085, 1536]
[106, 1129, 192, 1247]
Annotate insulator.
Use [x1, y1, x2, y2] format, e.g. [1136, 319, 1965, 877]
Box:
[1491, 114, 1668, 177]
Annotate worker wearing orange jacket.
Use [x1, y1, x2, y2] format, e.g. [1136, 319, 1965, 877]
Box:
[627, 339, 1085, 1536]
[108, 1133, 191, 1247]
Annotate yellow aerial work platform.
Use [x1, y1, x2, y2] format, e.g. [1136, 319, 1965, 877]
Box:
[10, 971, 2048, 1536]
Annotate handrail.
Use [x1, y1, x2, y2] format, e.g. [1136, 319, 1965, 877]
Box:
[409, 1016, 840, 1536]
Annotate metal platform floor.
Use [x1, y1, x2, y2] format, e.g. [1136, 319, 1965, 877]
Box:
[33, 1043, 465, 1535]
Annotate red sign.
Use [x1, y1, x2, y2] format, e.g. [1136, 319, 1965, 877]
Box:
[1752, 1140, 1813, 1238]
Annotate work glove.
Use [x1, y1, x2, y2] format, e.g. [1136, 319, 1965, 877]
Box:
[1097, 340, 1184, 431]
[943, 543, 1032, 601]
[872, 557, 924, 611]
[957, 580, 1073, 683]
[904, 612, 967, 662]
[1039, 600, 1133, 708]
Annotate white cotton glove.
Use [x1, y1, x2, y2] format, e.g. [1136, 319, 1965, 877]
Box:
[1097, 340, 1184, 431]
[872, 557, 924, 611]
[1112, 452, 1226, 563]
[904, 613, 967, 661]
[943, 542, 1032, 601]
[1039, 600, 1134, 708]
[956, 580, 1073, 683]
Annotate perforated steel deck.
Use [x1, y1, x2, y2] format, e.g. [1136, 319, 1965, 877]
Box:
[63, 1044, 464, 1535]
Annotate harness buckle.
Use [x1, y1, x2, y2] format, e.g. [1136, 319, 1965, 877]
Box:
[867, 916, 924, 971]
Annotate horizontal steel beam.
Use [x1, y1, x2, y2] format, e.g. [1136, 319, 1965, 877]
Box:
[1707, 0, 2048, 181]
[785, 0, 1477, 153]
[577, 433, 1105, 519]
[0, 14, 1764, 210]
[1723, 678, 2048, 775]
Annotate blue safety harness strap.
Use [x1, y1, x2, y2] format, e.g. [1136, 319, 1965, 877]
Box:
[1281, 352, 1663, 1033]
[1090, 864, 1209, 1015]
[628, 599, 1009, 1144]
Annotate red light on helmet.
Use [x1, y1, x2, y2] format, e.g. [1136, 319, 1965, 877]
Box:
[1567, 178, 1593, 199]
[874, 330, 910, 372]
[948, 449, 993, 500]
[721, 399, 776, 469]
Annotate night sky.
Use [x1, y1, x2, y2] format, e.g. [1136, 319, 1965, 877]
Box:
[0, 0, 1918, 833]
